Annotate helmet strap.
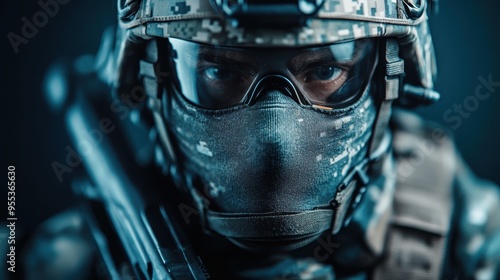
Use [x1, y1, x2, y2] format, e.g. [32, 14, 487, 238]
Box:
[369, 39, 404, 161]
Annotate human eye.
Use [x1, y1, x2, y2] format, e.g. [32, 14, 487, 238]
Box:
[298, 62, 348, 95]
[304, 65, 343, 82]
[202, 65, 234, 81]
[194, 59, 256, 108]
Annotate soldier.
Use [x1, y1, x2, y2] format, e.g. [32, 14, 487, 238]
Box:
[23, 0, 500, 279]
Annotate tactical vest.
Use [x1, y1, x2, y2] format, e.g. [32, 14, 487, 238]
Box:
[373, 110, 455, 280]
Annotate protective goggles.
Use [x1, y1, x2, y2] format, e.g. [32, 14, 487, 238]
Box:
[168, 38, 378, 110]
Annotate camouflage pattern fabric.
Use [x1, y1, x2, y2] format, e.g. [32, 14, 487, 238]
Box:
[123, 0, 427, 47]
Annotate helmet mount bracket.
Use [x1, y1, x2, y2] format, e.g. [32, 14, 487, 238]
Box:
[211, 0, 327, 27]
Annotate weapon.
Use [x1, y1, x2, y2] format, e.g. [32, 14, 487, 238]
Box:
[53, 61, 209, 279]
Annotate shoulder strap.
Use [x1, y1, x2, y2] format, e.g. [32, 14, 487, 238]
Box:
[373, 113, 456, 280]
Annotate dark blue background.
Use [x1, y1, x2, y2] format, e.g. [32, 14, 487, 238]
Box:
[2, 0, 500, 234]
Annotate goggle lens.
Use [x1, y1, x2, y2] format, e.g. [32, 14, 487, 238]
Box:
[169, 38, 378, 109]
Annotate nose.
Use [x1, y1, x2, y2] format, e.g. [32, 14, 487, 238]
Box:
[247, 91, 305, 189]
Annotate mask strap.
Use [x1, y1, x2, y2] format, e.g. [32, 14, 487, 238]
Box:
[337, 130, 393, 228]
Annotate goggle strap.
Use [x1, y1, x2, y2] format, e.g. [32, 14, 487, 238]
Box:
[139, 40, 181, 166]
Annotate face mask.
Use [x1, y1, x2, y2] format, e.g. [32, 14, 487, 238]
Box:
[165, 87, 376, 250]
